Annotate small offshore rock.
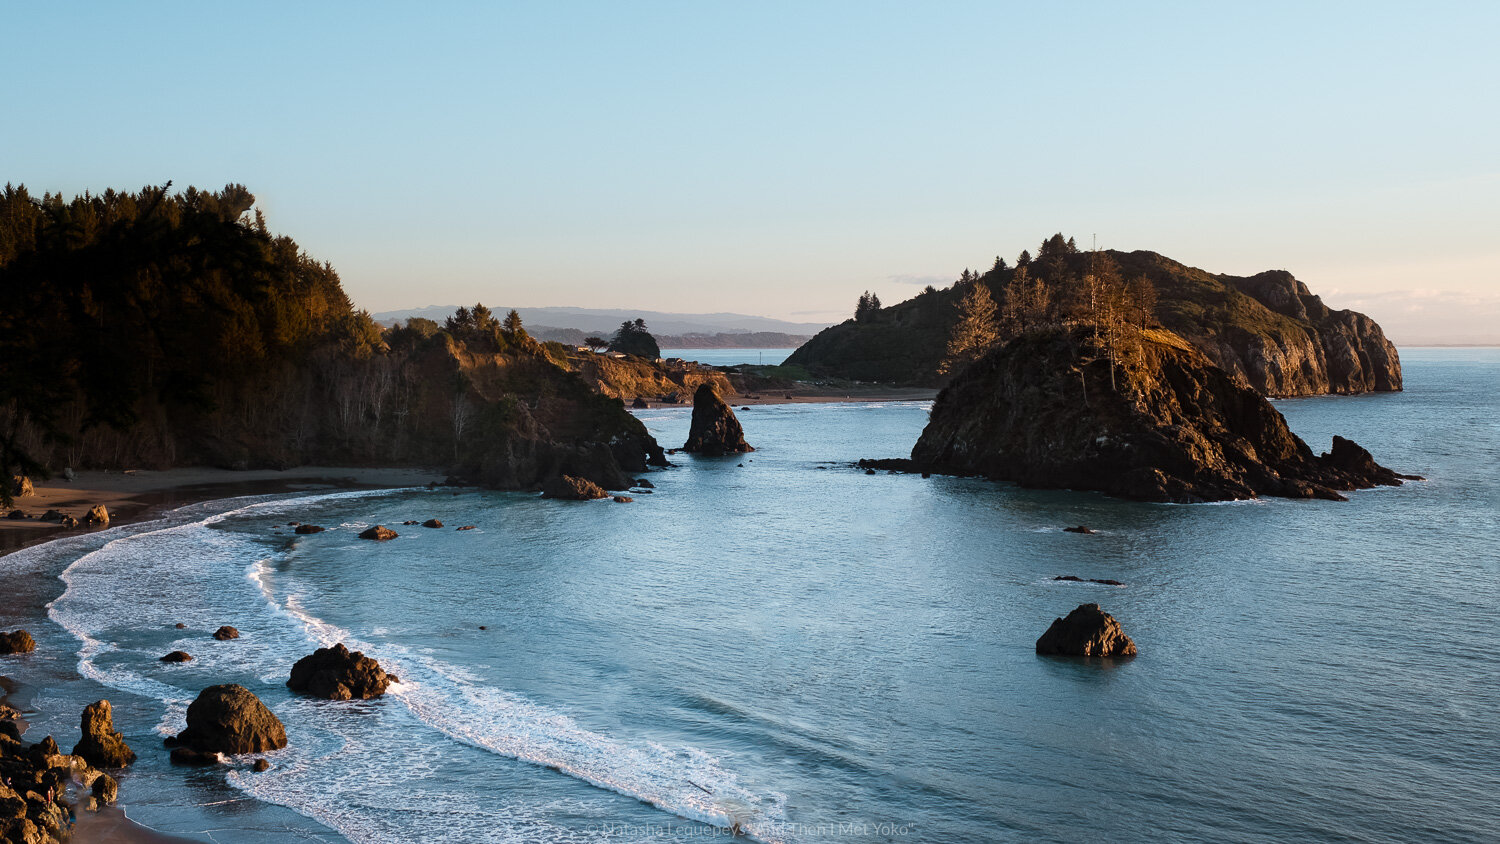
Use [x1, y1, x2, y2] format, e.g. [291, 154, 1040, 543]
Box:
[169, 746, 219, 766]
[1035, 604, 1137, 657]
[294, 524, 325, 534]
[358, 525, 398, 540]
[213, 626, 240, 641]
[634, 478, 655, 489]
[421, 519, 443, 528]
[252, 758, 271, 772]
[401, 520, 419, 525]
[91, 772, 119, 805]
[174, 622, 187, 629]
[456, 525, 476, 531]
[612, 496, 633, 503]
[174, 684, 287, 754]
[73, 700, 136, 768]
[287, 643, 392, 700]
[160, 651, 193, 663]
[0, 630, 37, 654]
[1063, 526, 1095, 534]
[540, 474, 608, 501]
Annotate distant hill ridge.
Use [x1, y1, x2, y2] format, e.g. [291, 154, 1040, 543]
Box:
[374, 305, 827, 340]
[785, 239, 1402, 397]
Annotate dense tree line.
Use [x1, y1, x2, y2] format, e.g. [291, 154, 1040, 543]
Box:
[0, 184, 655, 504]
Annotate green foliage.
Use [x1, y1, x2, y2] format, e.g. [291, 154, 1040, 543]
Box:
[854, 291, 882, 322]
[608, 318, 660, 358]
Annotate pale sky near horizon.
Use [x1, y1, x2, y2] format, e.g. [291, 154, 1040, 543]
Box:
[5, 2, 1497, 342]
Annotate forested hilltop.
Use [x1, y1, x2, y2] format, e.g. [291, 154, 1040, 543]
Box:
[0, 184, 664, 500]
[785, 234, 1402, 396]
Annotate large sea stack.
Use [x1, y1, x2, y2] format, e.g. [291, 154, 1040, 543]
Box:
[786, 242, 1401, 396]
[171, 684, 287, 755]
[682, 384, 754, 456]
[910, 328, 1417, 503]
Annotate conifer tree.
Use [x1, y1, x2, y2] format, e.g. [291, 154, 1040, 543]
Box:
[939, 282, 999, 376]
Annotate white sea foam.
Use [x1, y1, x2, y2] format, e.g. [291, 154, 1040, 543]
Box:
[47, 488, 789, 843]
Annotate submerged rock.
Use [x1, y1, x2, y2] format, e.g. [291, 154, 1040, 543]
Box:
[0, 630, 36, 654]
[294, 524, 325, 534]
[612, 496, 633, 503]
[73, 701, 135, 769]
[911, 328, 1419, 502]
[358, 525, 398, 540]
[683, 384, 753, 456]
[160, 651, 193, 663]
[1063, 526, 1095, 534]
[1035, 604, 1137, 657]
[169, 746, 219, 766]
[173, 684, 287, 755]
[286, 643, 392, 700]
[540, 474, 608, 500]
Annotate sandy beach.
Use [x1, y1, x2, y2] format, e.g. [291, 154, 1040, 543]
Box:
[2, 466, 445, 843]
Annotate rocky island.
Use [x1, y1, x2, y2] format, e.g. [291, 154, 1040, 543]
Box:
[906, 327, 1418, 502]
[786, 235, 1401, 397]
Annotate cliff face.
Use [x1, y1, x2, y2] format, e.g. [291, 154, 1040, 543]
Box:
[784, 249, 1402, 397]
[910, 328, 1415, 502]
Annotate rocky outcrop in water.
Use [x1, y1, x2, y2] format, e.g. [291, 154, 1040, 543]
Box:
[541, 474, 608, 500]
[909, 328, 1419, 502]
[682, 384, 754, 456]
[71, 700, 135, 769]
[358, 525, 398, 541]
[287, 643, 392, 700]
[160, 651, 192, 663]
[170, 684, 287, 755]
[213, 626, 240, 641]
[1036, 604, 1137, 657]
[785, 245, 1402, 397]
[294, 524, 325, 534]
[0, 632, 35, 655]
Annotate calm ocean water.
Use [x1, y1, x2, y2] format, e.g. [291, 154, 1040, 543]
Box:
[2, 348, 1497, 842]
[659, 348, 796, 367]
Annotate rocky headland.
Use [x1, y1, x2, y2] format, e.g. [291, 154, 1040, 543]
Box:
[785, 240, 1401, 397]
[906, 328, 1418, 503]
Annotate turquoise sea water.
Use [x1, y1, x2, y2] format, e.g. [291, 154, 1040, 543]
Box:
[659, 348, 796, 367]
[2, 348, 1497, 842]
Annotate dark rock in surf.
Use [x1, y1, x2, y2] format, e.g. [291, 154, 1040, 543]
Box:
[682, 384, 753, 456]
[72, 700, 135, 768]
[160, 651, 192, 663]
[252, 758, 270, 772]
[169, 746, 219, 766]
[456, 525, 476, 531]
[612, 496, 633, 503]
[358, 525, 398, 540]
[1063, 526, 1095, 534]
[421, 519, 443, 528]
[287, 643, 392, 700]
[1035, 604, 1137, 657]
[0, 630, 37, 654]
[294, 524, 325, 534]
[174, 684, 287, 754]
[213, 626, 239, 641]
[633, 478, 654, 489]
[540, 474, 608, 501]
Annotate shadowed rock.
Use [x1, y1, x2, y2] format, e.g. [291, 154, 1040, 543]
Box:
[160, 651, 192, 663]
[1036, 604, 1137, 657]
[683, 384, 753, 456]
[1063, 526, 1094, 534]
[294, 524, 325, 534]
[213, 626, 239, 641]
[421, 519, 443, 528]
[72, 700, 135, 768]
[541, 474, 607, 500]
[85, 504, 109, 525]
[358, 525, 398, 540]
[287, 643, 392, 700]
[0, 630, 36, 654]
[172, 684, 286, 755]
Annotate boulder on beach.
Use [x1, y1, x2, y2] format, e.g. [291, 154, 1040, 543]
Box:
[421, 518, 443, 528]
[286, 643, 392, 700]
[91, 772, 118, 805]
[160, 651, 193, 663]
[72, 700, 135, 769]
[0, 630, 37, 655]
[9, 475, 33, 498]
[682, 384, 753, 456]
[1035, 604, 1137, 657]
[85, 504, 109, 525]
[5, 510, 25, 520]
[172, 684, 287, 754]
[540, 474, 608, 501]
[358, 525, 398, 540]
[60, 516, 80, 528]
[40, 510, 63, 521]
[294, 524, 325, 534]
[631, 397, 649, 409]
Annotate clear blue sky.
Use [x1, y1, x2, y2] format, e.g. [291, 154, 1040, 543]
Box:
[4, 2, 1496, 340]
